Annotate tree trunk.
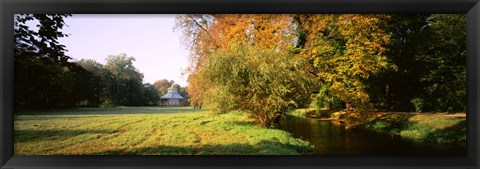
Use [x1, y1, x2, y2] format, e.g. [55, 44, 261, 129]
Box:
[384, 82, 391, 110]
[345, 102, 351, 111]
[273, 112, 282, 126]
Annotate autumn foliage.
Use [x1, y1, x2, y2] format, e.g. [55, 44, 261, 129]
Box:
[176, 14, 466, 126]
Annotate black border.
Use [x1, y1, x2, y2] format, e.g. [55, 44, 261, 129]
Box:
[1, 0, 479, 169]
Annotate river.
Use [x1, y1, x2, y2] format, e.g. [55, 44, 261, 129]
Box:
[278, 116, 467, 156]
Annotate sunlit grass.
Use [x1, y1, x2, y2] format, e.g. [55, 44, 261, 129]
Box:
[14, 107, 313, 155]
[365, 113, 466, 143]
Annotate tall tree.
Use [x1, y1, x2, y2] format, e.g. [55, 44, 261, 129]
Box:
[14, 14, 84, 109]
[367, 14, 466, 112]
[413, 14, 466, 112]
[105, 53, 144, 106]
[176, 14, 297, 109]
[362, 14, 430, 111]
[299, 14, 394, 112]
[76, 59, 115, 107]
[143, 83, 160, 106]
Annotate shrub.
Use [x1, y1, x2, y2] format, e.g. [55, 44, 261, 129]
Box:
[410, 97, 424, 112]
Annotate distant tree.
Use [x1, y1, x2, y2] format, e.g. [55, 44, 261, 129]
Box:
[186, 72, 209, 108]
[143, 83, 160, 106]
[78, 57, 165, 107]
[171, 83, 181, 91]
[153, 79, 174, 96]
[76, 59, 115, 107]
[178, 86, 190, 106]
[105, 53, 145, 106]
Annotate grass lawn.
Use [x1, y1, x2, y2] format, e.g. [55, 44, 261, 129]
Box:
[14, 106, 313, 155]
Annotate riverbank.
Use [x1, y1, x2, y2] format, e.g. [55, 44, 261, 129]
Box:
[15, 107, 314, 155]
[364, 112, 466, 144]
[289, 108, 466, 144]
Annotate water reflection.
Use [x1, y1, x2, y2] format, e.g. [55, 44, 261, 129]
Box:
[279, 116, 466, 156]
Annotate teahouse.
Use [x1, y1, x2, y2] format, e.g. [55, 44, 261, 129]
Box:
[160, 85, 184, 106]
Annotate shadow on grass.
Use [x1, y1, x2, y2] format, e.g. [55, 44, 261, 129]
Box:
[425, 119, 467, 143]
[15, 129, 116, 143]
[364, 113, 466, 144]
[365, 113, 414, 133]
[74, 140, 313, 155]
[16, 106, 205, 116]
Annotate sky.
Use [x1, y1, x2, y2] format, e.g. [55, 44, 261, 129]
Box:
[57, 14, 190, 87]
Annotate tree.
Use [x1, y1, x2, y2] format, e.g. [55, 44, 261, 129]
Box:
[153, 79, 174, 96]
[14, 14, 83, 109]
[178, 86, 190, 106]
[78, 58, 163, 107]
[176, 14, 298, 110]
[200, 44, 312, 127]
[143, 83, 160, 106]
[413, 14, 466, 112]
[187, 72, 209, 108]
[105, 53, 145, 106]
[298, 14, 394, 112]
[366, 14, 466, 112]
[76, 59, 115, 107]
[365, 14, 430, 111]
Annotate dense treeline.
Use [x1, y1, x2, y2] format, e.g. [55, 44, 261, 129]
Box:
[176, 14, 466, 126]
[15, 14, 79, 109]
[14, 14, 188, 110]
[74, 54, 160, 107]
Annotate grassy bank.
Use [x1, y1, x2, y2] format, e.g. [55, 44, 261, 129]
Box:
[15, 107, 313, 155]
[289, 108, 466, 144]
[364, 112, 466, 144]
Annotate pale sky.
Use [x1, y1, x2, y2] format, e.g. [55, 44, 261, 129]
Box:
[58, 14, 189, 87]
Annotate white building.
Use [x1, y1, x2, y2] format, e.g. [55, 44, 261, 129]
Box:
[160, 86, 184, 106]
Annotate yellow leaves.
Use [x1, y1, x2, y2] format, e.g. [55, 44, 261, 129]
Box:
[299, 14, 392, 109]
[177, 14, 396, 112]
[208, 14, 295, 52]
[177, 14, 301, 109]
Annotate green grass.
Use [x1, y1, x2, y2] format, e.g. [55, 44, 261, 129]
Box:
[14, 106, 313, 155]
[364, 113, 466, 144]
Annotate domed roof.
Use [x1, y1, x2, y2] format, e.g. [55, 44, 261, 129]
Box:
[161, 86, 184, 99]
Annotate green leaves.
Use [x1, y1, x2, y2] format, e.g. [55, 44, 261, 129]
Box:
[411, 14, 466, 112]
[200, 44, 310, 126]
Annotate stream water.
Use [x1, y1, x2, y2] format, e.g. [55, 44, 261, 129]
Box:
[278, 116, 466, 156]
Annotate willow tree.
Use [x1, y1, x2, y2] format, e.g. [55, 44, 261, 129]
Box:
[176, 14, 298, 109]
[200, 44, 311, 127]
[176, 14, 313, 126]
